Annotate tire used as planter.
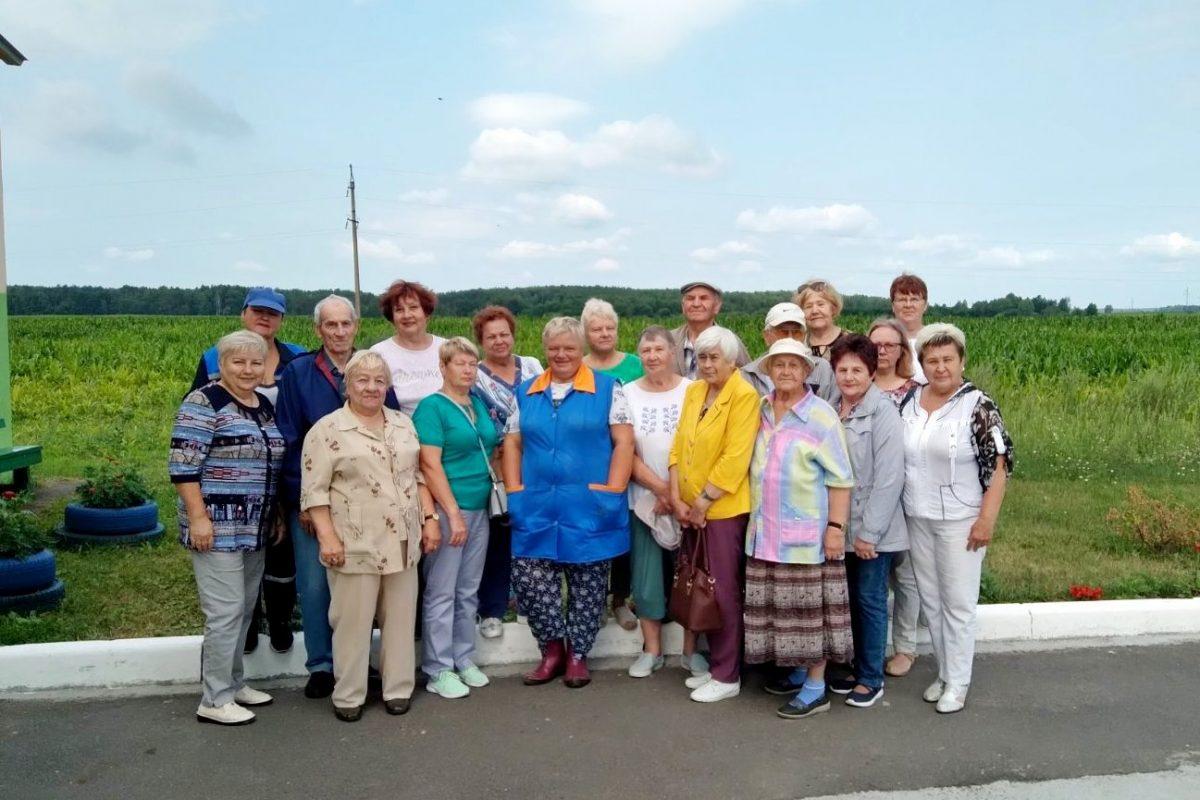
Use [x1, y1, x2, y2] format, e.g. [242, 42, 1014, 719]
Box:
[56, 522, 165, 547]
[0, 578, 66, 613]
[0, 548, 57, 596]
[63, 500, 159, 536]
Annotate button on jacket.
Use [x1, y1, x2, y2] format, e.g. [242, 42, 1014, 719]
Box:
[300, 405, 423, 574]
[840, 384, 907, 552]
[669, 370, 759, 520]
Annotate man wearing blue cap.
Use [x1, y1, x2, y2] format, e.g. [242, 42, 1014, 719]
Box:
[189, 287, 307, 654]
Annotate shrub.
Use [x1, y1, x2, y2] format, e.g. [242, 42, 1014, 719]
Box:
[1105, 485, 1200, 556]
[75, 460, 152, 509]
[0, 506, 52, 559]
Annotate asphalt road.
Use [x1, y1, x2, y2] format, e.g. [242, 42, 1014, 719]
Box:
[3, 641, 1198, 800]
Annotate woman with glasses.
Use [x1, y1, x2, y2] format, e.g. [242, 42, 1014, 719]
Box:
[867, 319, 920, 406]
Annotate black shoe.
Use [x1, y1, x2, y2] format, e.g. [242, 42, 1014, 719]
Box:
[243, 626, 259, 655]
[334, 705, 363, 723]
[384, 697, 411, 716]
[304, 671, 335, 699]
[844, 685, 884, 708]
[763, 676, 805, 696]
[828, 676, 856, 695]
[269, 626, 294, 654]
[776, 692, 831, 720]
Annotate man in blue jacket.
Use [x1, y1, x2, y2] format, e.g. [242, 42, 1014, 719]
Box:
[275, 294, 400, 699]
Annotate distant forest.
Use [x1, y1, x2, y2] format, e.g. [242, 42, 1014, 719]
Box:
[6, 283, 1109, 318]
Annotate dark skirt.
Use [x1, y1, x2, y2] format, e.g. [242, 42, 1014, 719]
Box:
[743, 557, 853, 667]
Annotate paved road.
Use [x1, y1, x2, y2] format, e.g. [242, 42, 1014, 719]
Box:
[3, 642, 1198, 800]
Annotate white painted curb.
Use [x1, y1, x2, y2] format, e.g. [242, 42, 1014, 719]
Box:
[2, 598, 1198, 694]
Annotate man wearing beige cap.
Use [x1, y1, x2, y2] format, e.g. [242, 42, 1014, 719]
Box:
[670, 280, 751, 379]
[741, 301, 838, 403]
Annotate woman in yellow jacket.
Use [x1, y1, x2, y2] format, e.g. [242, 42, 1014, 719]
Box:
[669, 326, 760, 703]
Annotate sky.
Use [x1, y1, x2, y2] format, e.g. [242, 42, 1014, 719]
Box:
[0, 0, 1198, 308]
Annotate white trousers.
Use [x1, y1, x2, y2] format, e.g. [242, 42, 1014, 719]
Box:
[889, 550, 922, 655]
[907, 516, 984, 686]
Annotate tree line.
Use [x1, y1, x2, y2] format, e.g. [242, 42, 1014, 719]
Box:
[6, 283, 1102, 318]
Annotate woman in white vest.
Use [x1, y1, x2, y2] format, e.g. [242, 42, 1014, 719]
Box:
[900, 323, 1012, 714]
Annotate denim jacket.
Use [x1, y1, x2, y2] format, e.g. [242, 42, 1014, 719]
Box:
[841, 384, 908, 552]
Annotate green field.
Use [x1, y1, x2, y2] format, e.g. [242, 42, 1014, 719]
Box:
[2, 312, 1198, 645]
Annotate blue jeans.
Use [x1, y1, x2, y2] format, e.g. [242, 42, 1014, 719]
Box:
[290, 509, 333, 674]
[846, 551, 899, 690]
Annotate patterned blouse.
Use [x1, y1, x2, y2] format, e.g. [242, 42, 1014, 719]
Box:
[878, 378, 919, 407]
[169, 384, 286, 552]
[472, 354, 544, 430]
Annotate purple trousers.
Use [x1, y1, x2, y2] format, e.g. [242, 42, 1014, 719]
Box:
[682, 515, 747, 684]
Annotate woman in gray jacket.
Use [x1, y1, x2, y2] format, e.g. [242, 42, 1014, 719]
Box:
[828, 334, 907, 708]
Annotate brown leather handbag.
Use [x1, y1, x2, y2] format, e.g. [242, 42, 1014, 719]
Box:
[669, 527, 722, 632]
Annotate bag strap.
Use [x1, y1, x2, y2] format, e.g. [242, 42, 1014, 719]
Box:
[438, 392, 500, 483]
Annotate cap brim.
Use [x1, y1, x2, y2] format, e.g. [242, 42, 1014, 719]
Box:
[680, 281, 721, 296]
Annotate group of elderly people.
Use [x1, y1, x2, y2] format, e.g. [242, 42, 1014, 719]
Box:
[169, 273, 1011, 726]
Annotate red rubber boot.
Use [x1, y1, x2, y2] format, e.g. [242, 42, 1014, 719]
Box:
[563, 644, 591, 689]
[523, 639, 567, 685]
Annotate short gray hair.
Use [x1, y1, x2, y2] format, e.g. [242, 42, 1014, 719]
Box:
[439, 336, 480, 364]
[541, 316, 586, 347]
[343, 349, 389, 383]
[217, 330, 268, 363]
[313, 294, 358, 325]
[637, 325, 676, 351]
[915, 322, 967, 362]
[694, 326, 739, 362]
[580, 297, 618, 329]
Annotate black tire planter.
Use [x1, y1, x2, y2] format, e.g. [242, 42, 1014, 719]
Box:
[0, 548, 57, 596]
[0, 578, 66, 613]
[64, 501, 159, 535]
[56, 522, 165, 547]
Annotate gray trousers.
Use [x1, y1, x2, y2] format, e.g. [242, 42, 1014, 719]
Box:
[421, 508, 490, 677]
[890, 550, 922, 655]
[191, 549, 266, 708]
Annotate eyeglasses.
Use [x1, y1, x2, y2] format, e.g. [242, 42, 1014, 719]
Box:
[874, 342, 903, 352]
[796, 280, 829, 294]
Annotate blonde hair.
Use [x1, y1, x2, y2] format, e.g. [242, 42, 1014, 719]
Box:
[343, 349, 389, 382]
[439, 336, 479, 364]
[915, 322, 967, 363]
[541, 316, 586, 346]
[794, 279, 844, 318]
[580, 297, 619, 330]
[867, 317, 915, 379]
[217, 330, 268, 363]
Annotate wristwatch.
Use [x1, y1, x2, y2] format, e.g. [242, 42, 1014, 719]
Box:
[423, 511, 440, 523]
[827, 521, 844, 530]
[700, 490, 716, 503]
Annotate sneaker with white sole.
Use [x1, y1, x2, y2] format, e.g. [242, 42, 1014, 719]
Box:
[679, 651, 710, 677]
[458, 664, 490, 688]
[844, 685, 884, 708]
[936, 683, 968, 714]
[923, 679, 946, 703]
[690, 678, 740, 703]
[233, 686, 273, 707]
[479, 617, 504, 639]
[196, 701, 255, 726]
[627, 652, 665, 678]
[684, 672, 713, 690]
[426, 669, 470, 699]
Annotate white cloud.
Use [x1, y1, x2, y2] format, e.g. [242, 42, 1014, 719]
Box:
[552, 193, 613, 226]
[0, 0, 227, 57]
[592, 257, 621, 272]
[469, 93, 589, 129]
[126, 63, 251, 138]
[233, 259, 268, 273]
[463, 115, 721, 182]
[399, 188, 450, 204]
[103, 246, 155, 261]
[570, 0, 753, 68]
[355, 237, 436, 264]
[973, 247, 1055, 268]
[898, 234, 972, 255]
[690, 239, 760, 264]
[736, 203, 876, 236]
[492, 228, 630, 259]
[899, 233, 1056, 268]
[734, 260, 762, 274]
[1121, 232, 1200, 260]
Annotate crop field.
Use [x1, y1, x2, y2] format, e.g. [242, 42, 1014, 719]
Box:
[2, 312, 1198, 645]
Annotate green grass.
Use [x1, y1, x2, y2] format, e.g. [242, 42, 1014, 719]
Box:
[1, 313, 1197, 645]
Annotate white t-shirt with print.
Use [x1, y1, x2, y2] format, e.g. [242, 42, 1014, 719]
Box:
[623, 378, 691, 510]
[370, 335, 447, 416]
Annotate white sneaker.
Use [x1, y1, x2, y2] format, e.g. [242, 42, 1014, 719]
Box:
[690, 678, 740, 703]
[684, 672, 713, 690]
[479, 617, 504, 639]
[627, 652, 665, 678]
[196, 701, 255, 726]
[923, 679, 946, 703]
[233, 686, 273, 707]
[936, 683, 968, 714]
[679, 651, 710, 677]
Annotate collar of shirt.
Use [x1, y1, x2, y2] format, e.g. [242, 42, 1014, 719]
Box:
[333, 404, 392, 439]
[762, 389, 816, 425]
[526, 364, 597, 395]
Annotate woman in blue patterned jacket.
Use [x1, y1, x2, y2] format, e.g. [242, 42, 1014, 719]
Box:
[170, 330, 287, 727]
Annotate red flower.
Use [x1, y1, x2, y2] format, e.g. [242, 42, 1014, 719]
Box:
[1, 490, 16, 501]
[1194, 542, 1200, 553]
[1069, 584, 1103, 600]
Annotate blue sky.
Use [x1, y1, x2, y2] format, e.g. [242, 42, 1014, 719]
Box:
[0, 0, 1197, 308]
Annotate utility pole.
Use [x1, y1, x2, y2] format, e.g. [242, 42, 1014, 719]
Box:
[346, 164, 362, 318]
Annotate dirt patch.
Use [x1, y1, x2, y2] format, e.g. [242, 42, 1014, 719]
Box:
[26, 477, 82, 513]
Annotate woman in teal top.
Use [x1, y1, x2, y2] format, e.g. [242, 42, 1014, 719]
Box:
[413, 337, 500, 700]
[580, 297, 643, 630]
